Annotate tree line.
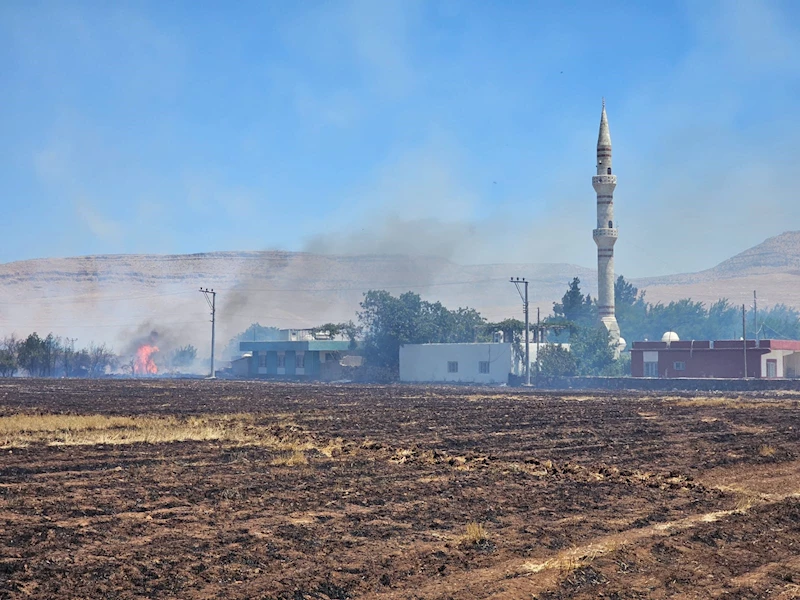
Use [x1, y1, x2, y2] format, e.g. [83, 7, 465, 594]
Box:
[0, 333, 199, 378]
[550, 276, 800, 344]
[293, 278, 800, 379]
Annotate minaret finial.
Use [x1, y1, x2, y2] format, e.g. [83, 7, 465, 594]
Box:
[602, 97, 605, 109]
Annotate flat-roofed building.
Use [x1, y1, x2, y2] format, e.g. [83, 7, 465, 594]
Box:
[631, 339, 800, 378]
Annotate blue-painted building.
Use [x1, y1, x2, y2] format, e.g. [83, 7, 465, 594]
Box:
[238, 339, 354, 379]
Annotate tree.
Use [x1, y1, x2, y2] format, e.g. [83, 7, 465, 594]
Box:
[17, 333, 47, 377]
[0, 336, 18, 377]
[357, 290, 486, 370]
[614, 275, 647, 341]
[62, 338, 78, 377]
[553, 277, 596, 330]
[339, 320, 362, 349]
[535, 345, 577, 378]
[704, 299, 740, 340]
[42, 334, 61, 377]
[223, 323, 282, 359]
[171, 345, 198, 368]
[759, 304, 800, 340]
[311, 321, 362, 349]
[569, 326, 616, 376]
[87, 343, 115, 377]
[646, 299, 708, 341]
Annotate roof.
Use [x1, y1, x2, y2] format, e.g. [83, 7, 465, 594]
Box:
[631, 339, 800, 351]
[598, 100, 611, 149]
[240, 340, 353, 352]
[401, 342, 510, 347]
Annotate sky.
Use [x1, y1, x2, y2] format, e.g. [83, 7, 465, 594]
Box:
[1, 0, 799, 278]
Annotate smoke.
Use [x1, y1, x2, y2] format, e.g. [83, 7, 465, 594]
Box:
[305, 216, 481, 260]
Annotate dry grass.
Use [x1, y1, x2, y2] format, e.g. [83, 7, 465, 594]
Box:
[271, 450, 308, 467]
[522, 542, 618, 575]
[0, 413, 248, 447]
[0, 412, 340, 455]
[758, 444, 777, 457]
[671, 397, 794, 410]
[461, 522, 489, 545]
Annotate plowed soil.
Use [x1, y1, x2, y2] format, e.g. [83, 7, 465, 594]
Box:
[1, 380, 799, 599]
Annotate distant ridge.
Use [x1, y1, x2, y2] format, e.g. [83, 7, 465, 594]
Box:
[1, 232, 799, 348]
[709, 231, 800, 276]
[632, 231, 800, 308]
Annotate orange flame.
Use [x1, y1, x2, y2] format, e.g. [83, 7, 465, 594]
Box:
[134, 345, 159, 375]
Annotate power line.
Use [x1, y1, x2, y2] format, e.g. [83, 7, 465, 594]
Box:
[0, 278, 510, 306]
[212, 278, 510, 293]
[0, 289, 196, 306]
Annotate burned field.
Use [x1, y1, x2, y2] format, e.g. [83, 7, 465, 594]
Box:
[1, 381, 799, 599]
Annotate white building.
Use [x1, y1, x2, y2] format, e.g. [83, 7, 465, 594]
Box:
[399, 342, 569, 384]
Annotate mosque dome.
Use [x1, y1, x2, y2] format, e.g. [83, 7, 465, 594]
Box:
[617, 337, 627, 351]
[661, 331, 680, 343]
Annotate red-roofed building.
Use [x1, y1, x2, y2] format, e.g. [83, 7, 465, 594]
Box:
[631, 339, 800, 379]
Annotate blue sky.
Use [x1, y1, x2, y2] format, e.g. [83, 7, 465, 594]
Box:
[1, 0, 799, 277]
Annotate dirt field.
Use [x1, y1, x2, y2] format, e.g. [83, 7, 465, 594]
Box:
[1, 380, 799, 599]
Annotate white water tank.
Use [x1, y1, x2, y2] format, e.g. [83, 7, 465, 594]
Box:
[493, 330, 504, 343]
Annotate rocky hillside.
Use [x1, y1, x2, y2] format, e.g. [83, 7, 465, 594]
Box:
[632, 231, 800, 308]
[1, 231, 799, 350]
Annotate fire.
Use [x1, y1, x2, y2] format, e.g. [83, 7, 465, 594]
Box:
[134, 345, 159, 375]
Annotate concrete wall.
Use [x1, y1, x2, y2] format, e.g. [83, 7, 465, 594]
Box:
[534, 376, 800, 392]
[632, 348, 768, 378]
[785, 352, 800, 378]
[400, 343, 512, 384]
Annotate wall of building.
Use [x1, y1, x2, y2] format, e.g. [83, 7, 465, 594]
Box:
[399, 343, 512, 384]
[632, 348, 767, 378]
[533, 376, 800, 391]
[632, 340, 800, 379]
[785, 352, 800, 378]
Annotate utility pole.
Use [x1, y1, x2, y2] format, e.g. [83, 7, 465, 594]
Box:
[536, 307, 541, 379]
[742, 303, 747, 379]
[510, 278, 530, 386]
[753, 290, 758, 343]
[200, 288, 217, 379]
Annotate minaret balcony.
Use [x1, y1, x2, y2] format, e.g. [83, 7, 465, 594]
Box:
[593, 228, 618, 239]
[592, 175, 617, 185]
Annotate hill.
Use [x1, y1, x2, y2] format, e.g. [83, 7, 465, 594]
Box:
[632, 231, 800, 308]
[0, 252, 594, 354]
[1, 231, 799, 352]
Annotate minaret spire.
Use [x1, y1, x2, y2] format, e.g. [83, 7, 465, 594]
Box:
[592, 99, 621, 352]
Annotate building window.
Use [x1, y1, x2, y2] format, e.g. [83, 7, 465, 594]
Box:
[478, 361, 490, 374]
[296, 352, 305, 369]
[277, 353, 285, 368]
[607, 167, 611, 174]
[258, 353, 266, 367]
[447, 361, 458, 373]
[608, 220, 613, 228]
[644, 362, 658, 377]
[673, 361, 686, 371]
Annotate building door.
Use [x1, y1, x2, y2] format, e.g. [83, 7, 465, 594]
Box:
[766, 359, 778, 378]
[644, 362, 658, 377]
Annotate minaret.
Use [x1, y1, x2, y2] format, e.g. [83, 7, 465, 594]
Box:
[592, 99, 621, 346]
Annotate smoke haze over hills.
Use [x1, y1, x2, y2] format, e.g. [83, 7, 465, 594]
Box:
[1, 232, 799, 355]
